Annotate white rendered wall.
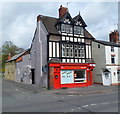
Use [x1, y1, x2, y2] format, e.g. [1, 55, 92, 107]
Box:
[105, 46, 119, 84]
[105, 46, 118, 65]
[106, 66, 118, 84]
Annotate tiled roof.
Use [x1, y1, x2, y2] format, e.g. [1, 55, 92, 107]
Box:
[93, 39, 120, 47]
[6, 49, 30, 62]
[40, 15, 94, 39]
[41, 16, 59, 34]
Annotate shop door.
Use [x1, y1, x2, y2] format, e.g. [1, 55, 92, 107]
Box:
[102, 72, 111, 86]
[54, 68, 60, 89]
[54, 73, 60, 89]
[87, 71, 92, 85]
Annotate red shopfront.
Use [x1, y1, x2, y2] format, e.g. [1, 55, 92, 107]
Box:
[49, 63, 95, 89]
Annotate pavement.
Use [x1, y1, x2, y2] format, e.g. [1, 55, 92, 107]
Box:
[3, 78, 118, 95]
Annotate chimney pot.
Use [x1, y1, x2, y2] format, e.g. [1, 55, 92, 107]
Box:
[59, 5, 68, 18]
[109, 30, 119, 43]
[8, 53, 11, 60]
[37, 15, 41, 22]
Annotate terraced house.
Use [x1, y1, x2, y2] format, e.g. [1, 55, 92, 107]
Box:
[92, 30, 120, 86]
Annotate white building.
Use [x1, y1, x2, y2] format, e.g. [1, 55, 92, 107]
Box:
[92, 30, 120, 86]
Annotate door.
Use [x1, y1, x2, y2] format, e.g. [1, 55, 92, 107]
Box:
[54, 73, 60, 89]
[102, 72, 111, 86]
[31, 69, 35, 84]
[87, 71, 92, 86]
[117, 70, 120, 82]
[54, 67, 60, 89]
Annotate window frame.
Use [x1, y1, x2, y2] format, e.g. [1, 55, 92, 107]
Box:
[111, 47, 114, 52]
[111, 55, 115, 64]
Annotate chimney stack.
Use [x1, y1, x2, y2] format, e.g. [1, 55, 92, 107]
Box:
[37, 15, 41, 22]
[8, 53, 11, 60]
[59, 5, 68, 18]
[109, 30, 119, 43]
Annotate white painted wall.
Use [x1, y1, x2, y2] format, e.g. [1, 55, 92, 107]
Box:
[105, 45, 119, 84]
[106, 66, 118, 84]
[105, 46, 118, 64]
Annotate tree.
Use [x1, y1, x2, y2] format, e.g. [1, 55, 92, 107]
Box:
[1, 41, 24, 73]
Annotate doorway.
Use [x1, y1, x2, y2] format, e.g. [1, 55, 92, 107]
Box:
[117, 70, 120, 81]
[31, 69, 35, 84]
[102, 70, 111, 86]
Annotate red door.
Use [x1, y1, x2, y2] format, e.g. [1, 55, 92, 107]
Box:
[87, 71, 92, 86]
[54, 68, 60, 89]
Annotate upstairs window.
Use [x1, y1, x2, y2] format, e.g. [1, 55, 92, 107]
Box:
[98, 44, 100, 48]
[62, 44, 85, 58]
[61, 24, 73, 34]
[111, 47, 114, 52]
[74, 45, 85, 58]
[111, 55, 115, 64]
[74, 26, 84, 36]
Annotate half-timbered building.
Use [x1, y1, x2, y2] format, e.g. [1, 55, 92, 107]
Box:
[30, 5, 95, 89]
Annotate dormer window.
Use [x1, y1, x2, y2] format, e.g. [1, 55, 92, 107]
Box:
[61, 24, 65, 32]
[61, 24, 73, 33]
[74, 26, 84, 36]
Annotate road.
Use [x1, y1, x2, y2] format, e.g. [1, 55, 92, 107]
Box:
[2, 79, 119, 113]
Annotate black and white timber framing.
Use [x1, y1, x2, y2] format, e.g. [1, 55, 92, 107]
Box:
[48, 12, 94, 63]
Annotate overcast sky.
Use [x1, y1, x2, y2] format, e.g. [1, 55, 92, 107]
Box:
[1, 2, 118, 49]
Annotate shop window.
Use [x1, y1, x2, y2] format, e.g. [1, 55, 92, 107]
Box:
[61, 70, 74, 84]
[74, 70, 86, 83]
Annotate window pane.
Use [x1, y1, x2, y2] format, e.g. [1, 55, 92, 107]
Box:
[111, 55, 115, 64]
[70, 26, 73, 33]
[61, 24, 65, 32]
[66, 25, 69, 33]
[74, 70, 86, 83]
[81, 27, 84, 36]
[111, 47, 114, 52]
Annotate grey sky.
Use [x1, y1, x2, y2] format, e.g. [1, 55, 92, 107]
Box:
[1, 2, 118, 49]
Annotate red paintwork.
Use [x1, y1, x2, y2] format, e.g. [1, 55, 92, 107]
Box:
[49, 63, 95, 89]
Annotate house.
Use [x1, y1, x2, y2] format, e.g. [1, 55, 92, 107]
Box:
[92, 30, 120, 86]
[16, 51, 32, 84]
[30, 5, 95, 89]
[4, 49, 31, 83]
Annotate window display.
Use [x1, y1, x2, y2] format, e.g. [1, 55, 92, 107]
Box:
[61, 69, 86, 84]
